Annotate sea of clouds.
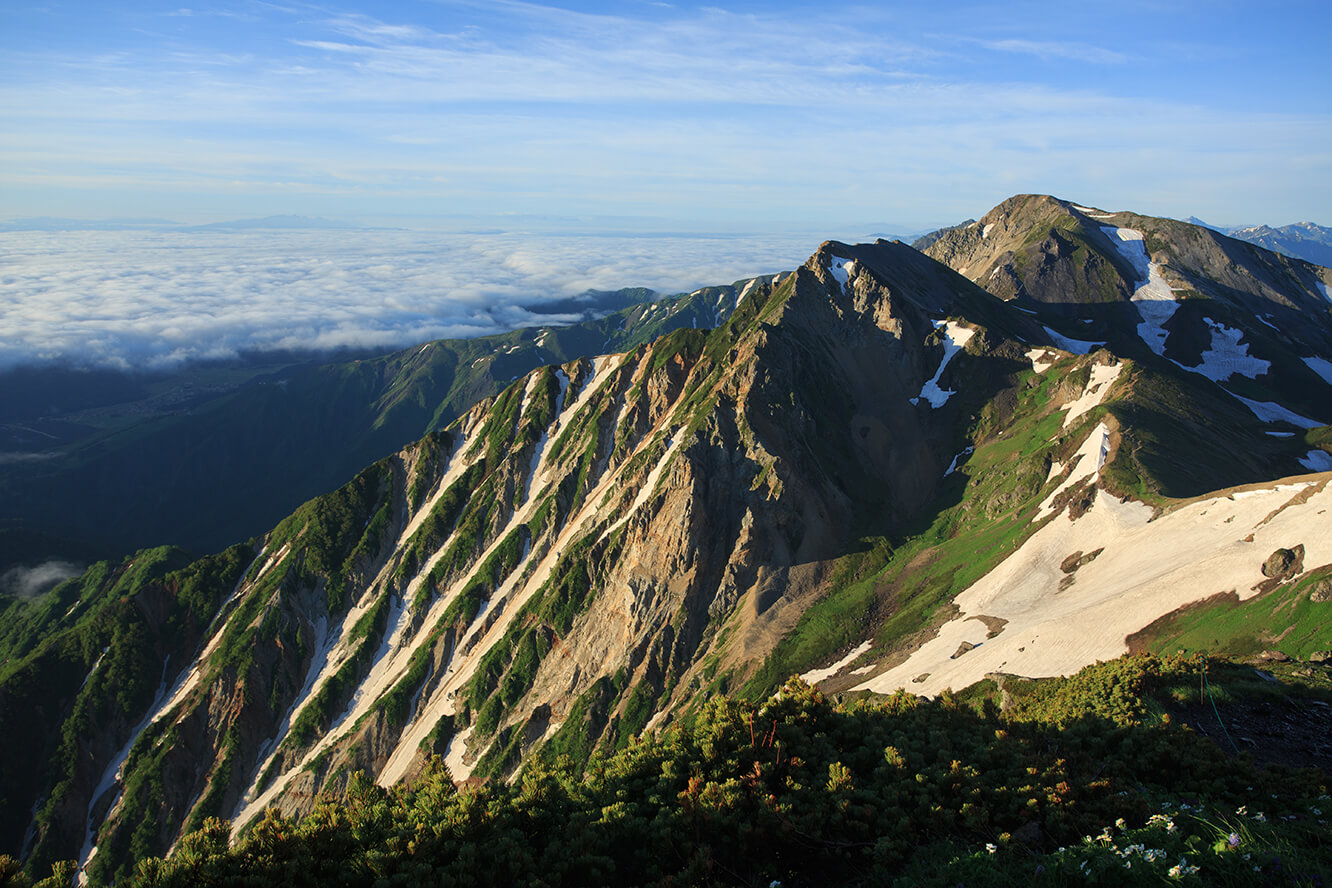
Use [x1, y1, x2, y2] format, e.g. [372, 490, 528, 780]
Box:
[0, 228, 829, 371]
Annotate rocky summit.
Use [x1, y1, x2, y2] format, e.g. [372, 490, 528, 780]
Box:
[2, 194, 1331, 884]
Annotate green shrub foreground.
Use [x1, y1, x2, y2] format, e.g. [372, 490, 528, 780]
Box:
[7, 655, 1329, 887]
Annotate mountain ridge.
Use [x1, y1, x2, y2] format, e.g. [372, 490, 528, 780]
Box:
[2, 194, 1331, 883]
[0, 280, 780, 575]
[1228, 220, 1332, 267]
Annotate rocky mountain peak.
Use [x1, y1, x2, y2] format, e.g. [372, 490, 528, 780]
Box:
[5, 195, 1331, 884]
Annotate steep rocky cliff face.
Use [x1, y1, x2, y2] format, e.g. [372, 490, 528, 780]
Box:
[3, 196, 1331, 884]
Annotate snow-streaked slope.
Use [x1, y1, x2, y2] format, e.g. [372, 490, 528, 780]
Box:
[376, 354, 694, 788]
[1103, 226, 1270, 382]
[230, 360, 635, 828]
[854, 478, 1332, 698]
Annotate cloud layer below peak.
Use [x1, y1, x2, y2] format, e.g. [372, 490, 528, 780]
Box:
[0, 227, 821, 371]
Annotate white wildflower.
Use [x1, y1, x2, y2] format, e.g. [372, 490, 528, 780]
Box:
[1168, 859, 1200, 877]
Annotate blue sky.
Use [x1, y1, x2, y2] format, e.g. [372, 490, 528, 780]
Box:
[3, 0, 1330, 230]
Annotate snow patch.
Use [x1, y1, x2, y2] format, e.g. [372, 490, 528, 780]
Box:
[1232, 394, 1324, 429]
[1072, 205, 1097, 213]
[443, 726, 475, 780]
[79, 646, 109, 691]
[915, 321, 975, 408]
[1317, 281, 1332, 305]
[737, 278, 759, 305]
[982, 223, 995, 239]
[801, 641, 872, 685]
[523, 369, 569, 497]
[1097, 226, 1263, 382]
[516, 371, 543, 421]
[601, 435, 685, 541]
[1062, 363, 1123, 429]
[78, 659, 178, 882]
[825, 256, 854, 288]
[854, 479, 1332, 699]
[1299, 450, 1332, 472]
[1184, 319, 1270, 382]
[1304, 356, 1332, 386]
[1266, 431, 1296, 438]
[1035, 422, 1111, 522]
[643, 711, 669, 734]
[1026, 348, 1057, 374]
[1229, 483, 1312, 501]
[1042, 326, 1103, 355]
[397, 437, 471, 556]
[1101, 226, 1181, 359]
[944, 447, 974, 477]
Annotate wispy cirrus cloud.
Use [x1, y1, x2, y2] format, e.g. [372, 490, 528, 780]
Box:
[970, 38, 1129, 65]
[0, 1, 1328, 228]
